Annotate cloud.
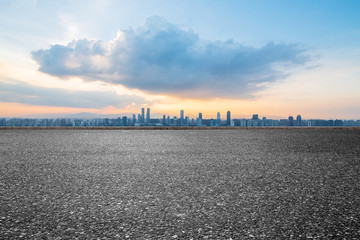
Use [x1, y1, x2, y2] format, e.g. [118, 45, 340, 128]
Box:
[0, 80, 146, 108]
[32, 16, 309, 98]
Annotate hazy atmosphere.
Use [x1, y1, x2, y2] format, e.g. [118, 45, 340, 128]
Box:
[1, 0, 360, 119]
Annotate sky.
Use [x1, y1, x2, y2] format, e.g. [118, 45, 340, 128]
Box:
[1, 0, 360, 119]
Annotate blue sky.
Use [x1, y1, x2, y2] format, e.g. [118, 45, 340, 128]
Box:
[1, 0, 360, 118]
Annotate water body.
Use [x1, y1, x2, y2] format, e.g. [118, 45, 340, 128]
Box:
[1, 129, 360, 239]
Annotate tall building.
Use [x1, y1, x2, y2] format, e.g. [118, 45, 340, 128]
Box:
[180, 110, 184, 126]
[141, 108, 145, 124]
[252, 114, 259, 121]
[122, 116, 127, 126]
[162, 115, 166, 126]
[288, 116, 294, 126]
[146, 108, 150, 124]
[216, 112, 221, 126]
[199, 113, 202, 120]
[296, 115, 302, 126]
[227, 111, 231, 126]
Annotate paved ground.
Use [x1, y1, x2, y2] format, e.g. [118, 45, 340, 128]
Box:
[1, 129, 360, 239]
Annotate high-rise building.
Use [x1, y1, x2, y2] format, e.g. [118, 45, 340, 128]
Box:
[122, 116, 127, 126]
[296, 115, 302, 126]
[216, 112, 221, 126]
[227, 111, 231, 126]
[141, 108, 145, 124]
[180, 110, 184, 126]
[163, 115, 166, 126]
[146, 108, 150, 124]
[288, 116, 294, 126]
[199, 113, 202, 120]
[132, 114, 136, 125]
[196, 117, 202, 126]
[252, 114, 259, 121]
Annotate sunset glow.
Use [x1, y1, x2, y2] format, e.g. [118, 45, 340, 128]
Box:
[1, 0, 359, 119]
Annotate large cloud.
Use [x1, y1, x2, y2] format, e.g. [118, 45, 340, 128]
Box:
[32, 16, 309, 98]
[0, 80, 145, 108]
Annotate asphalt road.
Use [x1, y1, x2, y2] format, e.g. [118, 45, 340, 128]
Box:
[1, 129, 360, 239]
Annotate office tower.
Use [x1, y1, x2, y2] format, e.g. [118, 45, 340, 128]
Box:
[296, 115, 302, 126]
[141, 108, 145, 124]
[163, 115, 166, 126]
[180, 110, 184, 126]
[252, 114, 259, 121]
[122, 116, 127, 126]
[199, 113, 202, 120]
[132, 114, 136, 125]
[173, 117, 178, 126]
[146, 108, 150, 124]
[137, 114, 141, 123]
[217, 112, 221, 126]
[288, 116, 294, 126]
[185, 116, 189, 126]
[227, 111, 231, 126]
[196, 117, 202, 126]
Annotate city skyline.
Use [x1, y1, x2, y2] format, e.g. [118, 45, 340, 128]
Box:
[2, 107, 359, 128]
[1, 1, 360, 119]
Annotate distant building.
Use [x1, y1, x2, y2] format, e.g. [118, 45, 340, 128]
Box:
[288, 116, 294, 126]
[180, 110, 184, 126]
[162, 115, 166, 126]
[216, 112, 221, 126]
[334, 119, 343, 126]
[141, 108, 145, 124]
[227, 111, 231, 126]
[296, 115, 302, 126]
[196, 117, 202, 126]
[252, 114, 259, 121]
[173, 116, 178, 126]
[122, 116, 127, 126]
[146, 108, 150, 124]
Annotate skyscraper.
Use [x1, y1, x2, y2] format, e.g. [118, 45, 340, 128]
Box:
[122, 116, 127, 126]
[132, 114, 136, 125]
[141, 108, 145, 124]
[217, 112, 221, 126]
[180, 110, 184, 126]
[252, 114, 259, 121]
[227, 111, 231, 126]
[296, 115, 302, 127]
[288, 116, 294, 126]
[199, 113, 202, 120]
[162, 115, 166, 126]
[146, 108, 150, 124]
